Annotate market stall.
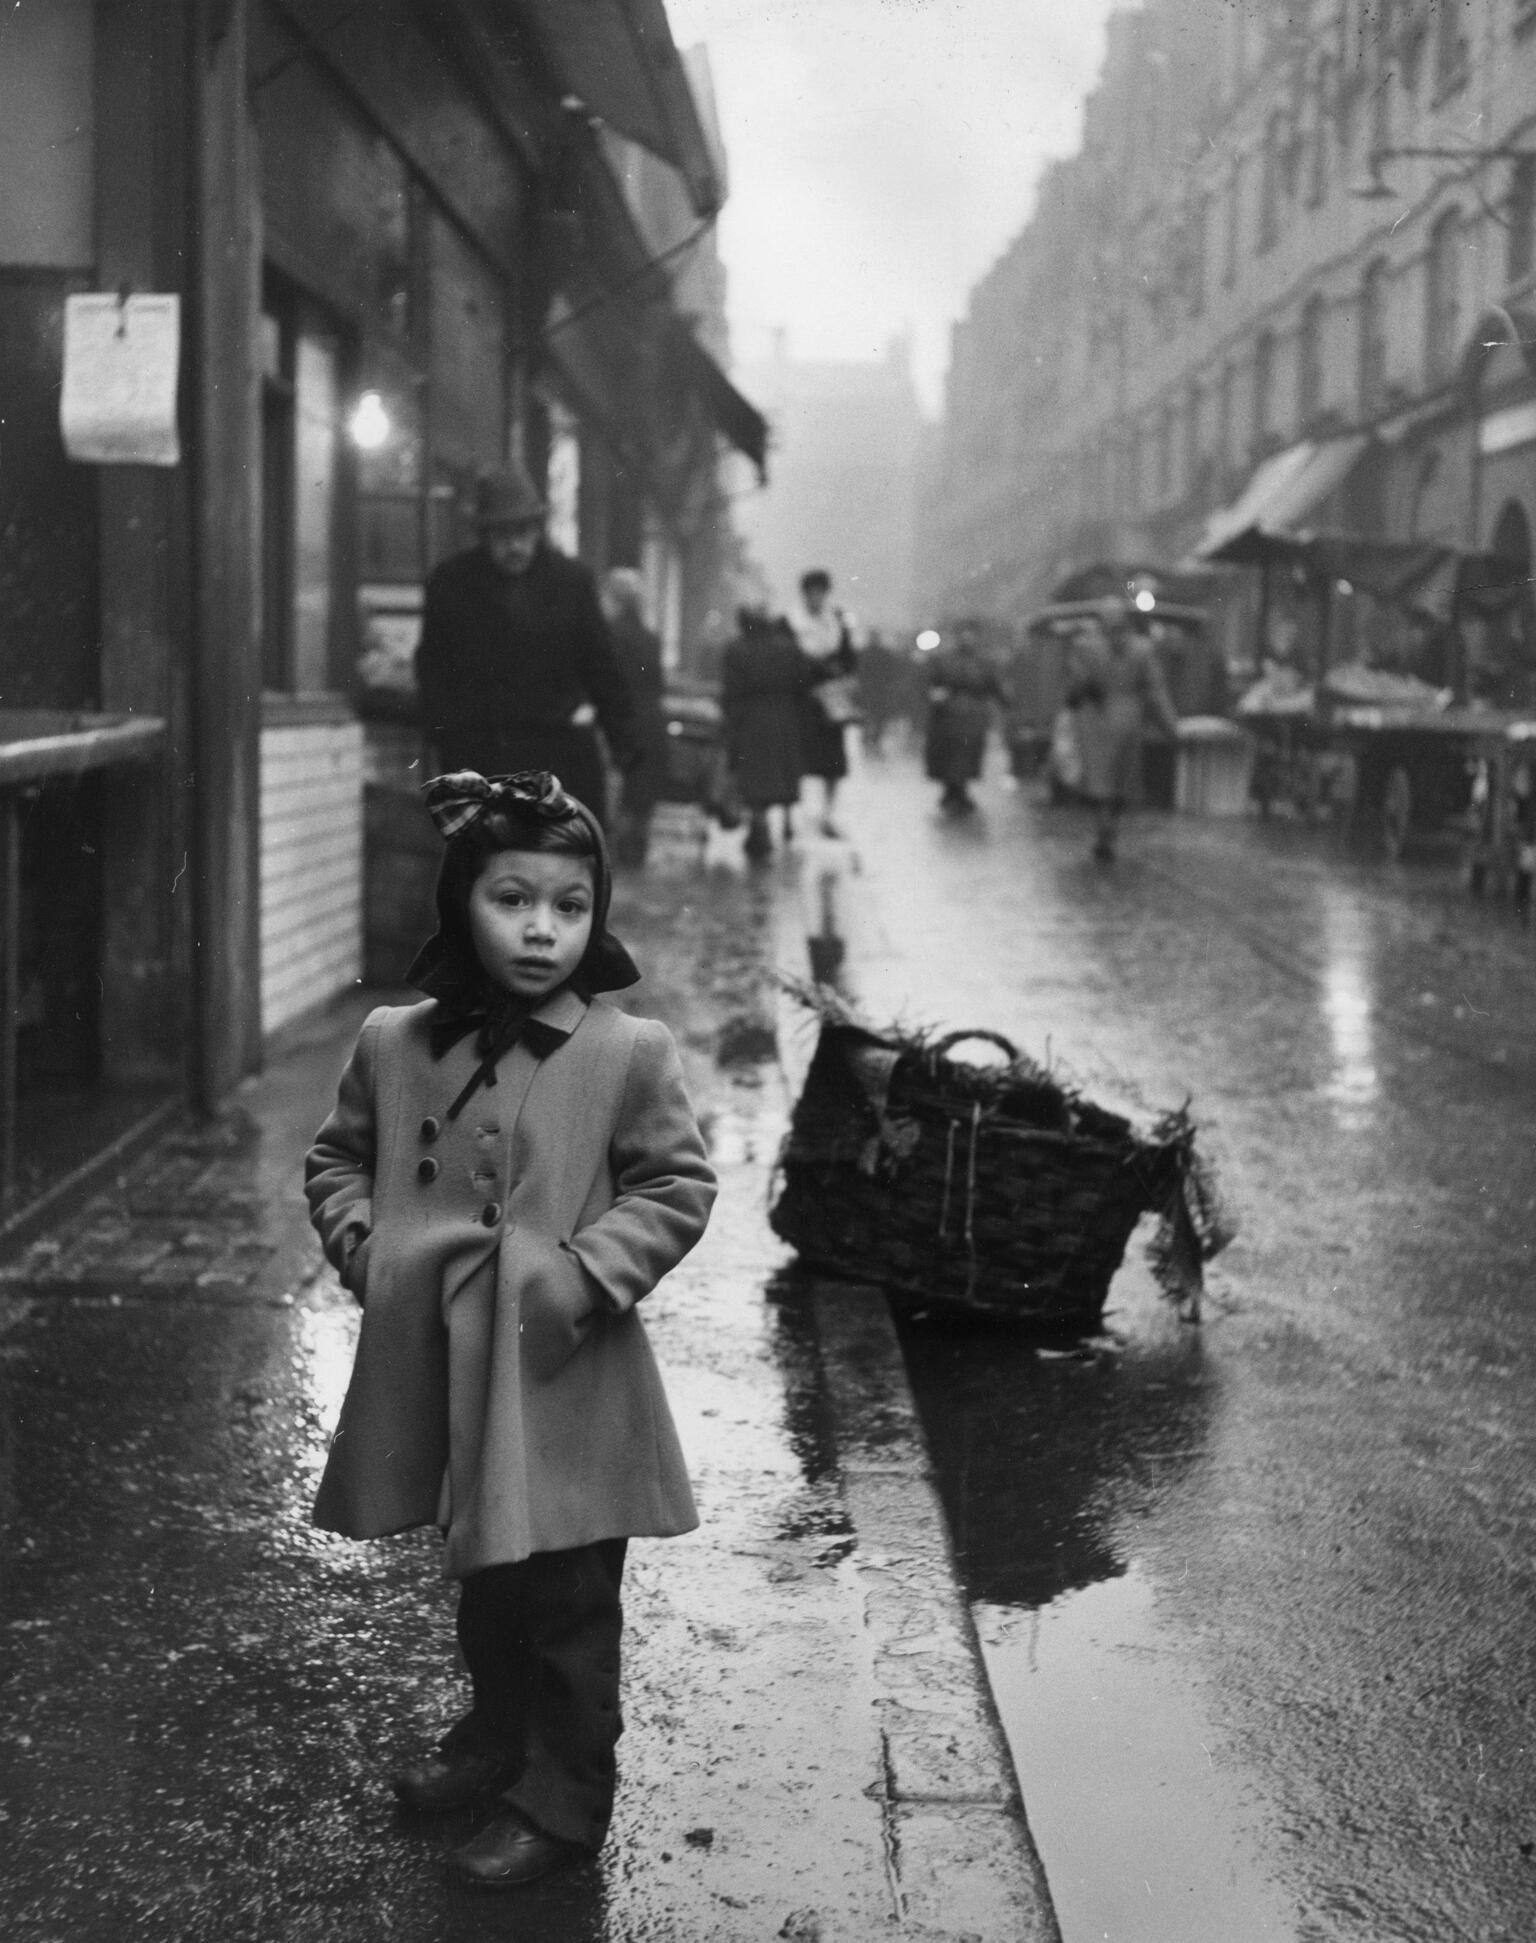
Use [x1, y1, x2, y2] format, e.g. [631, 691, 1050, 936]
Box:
[1209, 527, 1536, 863]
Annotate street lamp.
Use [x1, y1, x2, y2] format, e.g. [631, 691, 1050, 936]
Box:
[1350, 143, 1533, 201]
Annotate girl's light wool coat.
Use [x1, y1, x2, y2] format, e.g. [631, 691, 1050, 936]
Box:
[306, 990, 716, 1562]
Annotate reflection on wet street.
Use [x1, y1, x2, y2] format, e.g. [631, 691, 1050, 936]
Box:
[842, 751, 1536, 1943]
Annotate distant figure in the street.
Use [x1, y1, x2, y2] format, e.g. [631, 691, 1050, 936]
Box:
[1067, 612, 1180, 862]
[415, 465, 637, 826]
[789, 567, 859, 837]
[857, 629, 907, 754]
[306, 768, 715, 1893]
[924, 625, 1005, 815]
[721, 606, 811, 860]
[599, 568, 668, 867]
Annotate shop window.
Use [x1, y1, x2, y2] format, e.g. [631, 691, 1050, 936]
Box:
[261, 282, 346, 695]
[1424, 207, 1463, 383]
[1299, 292, 1326, 423]
[545, 403, 581, 557]
[1359, 257, 1389, 415]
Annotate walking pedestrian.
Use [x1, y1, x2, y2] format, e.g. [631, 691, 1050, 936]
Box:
[305, 768, 716, 1891]
[1067, 612, 1180, 861]
[720, 606, 811, 859]
[598, 568, 668, 868]
[789, 567, 859, 837]
[924, 625, 1004, 815]
[856, 630, 906, 754]
[415, 465, 638, 826]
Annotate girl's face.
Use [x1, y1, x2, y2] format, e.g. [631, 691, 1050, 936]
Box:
[467, 849, 595, 999]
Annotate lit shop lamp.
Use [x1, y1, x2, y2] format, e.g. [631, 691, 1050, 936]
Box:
[1350, 143, 1532, 201]
[348, 390, 391, 450]
[915, 629, 942, 653]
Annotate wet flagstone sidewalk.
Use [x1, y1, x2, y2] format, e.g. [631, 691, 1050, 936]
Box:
[0, 814, 1055, 1943]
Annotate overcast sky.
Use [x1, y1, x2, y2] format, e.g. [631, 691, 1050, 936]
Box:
[666, 0, 1124, 416]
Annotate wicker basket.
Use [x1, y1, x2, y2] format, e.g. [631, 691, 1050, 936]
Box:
[770, 1018, 1227, 1327]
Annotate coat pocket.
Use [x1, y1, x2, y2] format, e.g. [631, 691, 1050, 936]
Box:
[340, 1228, 374, 1305]
[515, 1238, 601, 1381]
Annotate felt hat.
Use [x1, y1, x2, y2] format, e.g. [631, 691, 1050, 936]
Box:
[474, 463, 547, 529]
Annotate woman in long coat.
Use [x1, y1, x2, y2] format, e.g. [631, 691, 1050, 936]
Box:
[721, 608, 811, 858]
[924, 629, 1005, 814]
[1067, 614, 1180, 860]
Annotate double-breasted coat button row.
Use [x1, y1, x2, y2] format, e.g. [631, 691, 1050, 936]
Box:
[417, 1156, 440, 1183]
[420, 1115, 440, 1142]
[480, 1202, 503, 1227]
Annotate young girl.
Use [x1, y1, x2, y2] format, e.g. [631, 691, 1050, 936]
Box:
[305, 769, 716, 1891]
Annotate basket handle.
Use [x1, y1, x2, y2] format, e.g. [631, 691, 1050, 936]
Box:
[929, 1029, 1020, 1064]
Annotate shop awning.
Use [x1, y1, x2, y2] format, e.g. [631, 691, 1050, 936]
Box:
[675, 331, 769, 480]
[512, 0, 723, 216]
[1202, 527, 1526, 623]
[1193, 433, 1370, 561]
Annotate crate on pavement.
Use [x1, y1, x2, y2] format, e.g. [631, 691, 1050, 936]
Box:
[769, 995, 1232, 1329]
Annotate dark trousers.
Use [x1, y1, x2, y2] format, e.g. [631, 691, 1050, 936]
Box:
[446, 1538, 627, 1851]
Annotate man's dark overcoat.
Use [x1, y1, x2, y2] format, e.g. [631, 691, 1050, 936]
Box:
[415, 543, 636, 815]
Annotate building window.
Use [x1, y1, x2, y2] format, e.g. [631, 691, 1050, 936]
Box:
[1259, 114, 1283, 252]
[1217, 362, 1234, 479]
[1359, 257, 1388, 415]
[1433, 0, 1468, 94]
[1507, 154, 1536, 286]
[1223, 157, 1244, 288]
[1308, 57, 1333, 206]
[1252, 330, 1274, 450]
[1425, 207, 1463, 383]
[1298, 293, 1326, 424]
[1186, 194, 1207, 318]
[1185, 381, 1203, 494]
[1157, 405, 1174, 501]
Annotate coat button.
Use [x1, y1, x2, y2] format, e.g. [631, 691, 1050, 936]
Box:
[420, 1116, 440, 1143]
[417, 1157, 440, 1183]
[481, 1201, 503, 1227]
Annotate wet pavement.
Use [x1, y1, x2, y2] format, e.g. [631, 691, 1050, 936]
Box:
[820, 748, 1536, 1943]
[0, 812, 1049, 1943]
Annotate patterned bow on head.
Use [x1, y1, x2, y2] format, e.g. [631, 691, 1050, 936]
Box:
[420, 770, 577, 838]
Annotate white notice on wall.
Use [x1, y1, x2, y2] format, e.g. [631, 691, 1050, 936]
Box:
[60, 293, 181, 466]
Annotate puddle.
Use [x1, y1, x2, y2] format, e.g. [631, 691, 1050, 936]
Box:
[977, 1565, 1299, 1943]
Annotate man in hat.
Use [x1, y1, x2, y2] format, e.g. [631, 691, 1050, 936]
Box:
[415, 463, 638, 823]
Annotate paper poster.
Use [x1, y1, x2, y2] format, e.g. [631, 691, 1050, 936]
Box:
[60, 293, 181, 466]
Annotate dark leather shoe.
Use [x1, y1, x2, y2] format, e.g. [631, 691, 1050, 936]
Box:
[451, 1808, 586, 1889]
[392, 1747, 516, 1812]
